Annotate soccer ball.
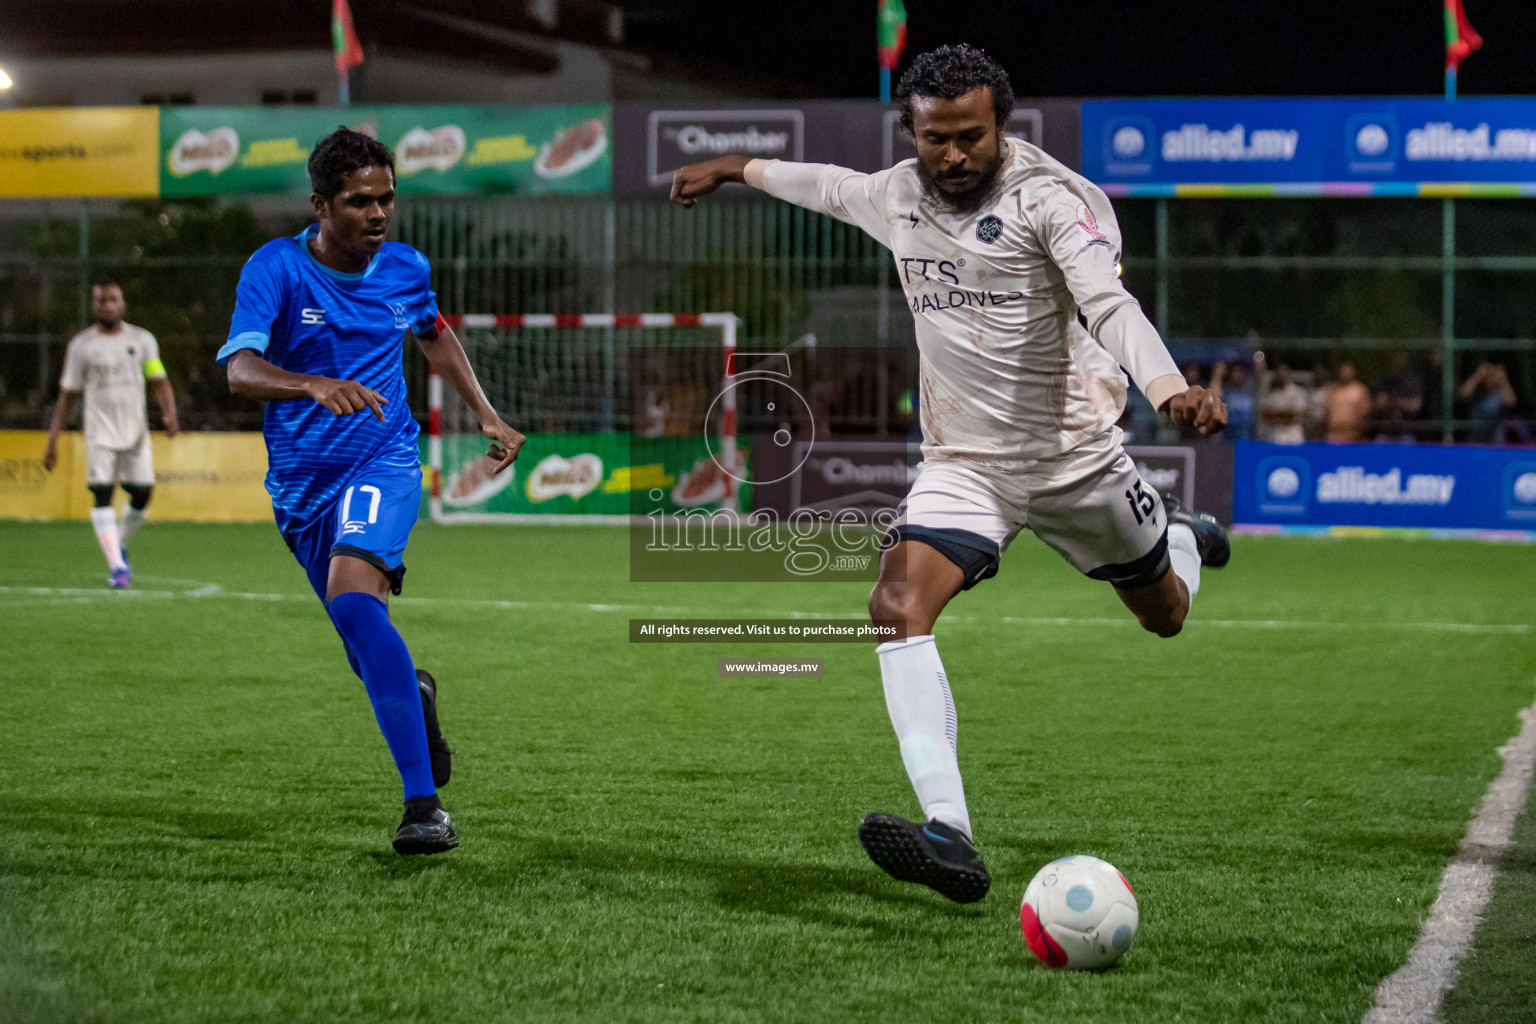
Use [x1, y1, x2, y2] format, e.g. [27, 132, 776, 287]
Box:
[1020, 855, 1139, 970]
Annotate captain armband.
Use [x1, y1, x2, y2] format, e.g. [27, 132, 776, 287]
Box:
[144, 358, 166, 378]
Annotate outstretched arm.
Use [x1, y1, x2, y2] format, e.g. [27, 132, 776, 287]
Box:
[43, 390, 79, 471]
[1037, 184, 1225, 435]
[226, 349, 389, 421]
[140, 338, 179, 437]
[414, 319, 525, 474]
[673, 154, 893, 244]
[669, 154, 753, 207]
[151, 377, 180, 437]
[1097, 305, 1225, 435]
[1163, 381, 1228, 436]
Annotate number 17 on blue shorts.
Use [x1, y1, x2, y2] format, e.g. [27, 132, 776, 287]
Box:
[280, 461, 422, 600]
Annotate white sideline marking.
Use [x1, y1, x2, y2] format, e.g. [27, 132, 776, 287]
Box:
[989, 616, 1528, 635]
[0, 585, 1529, 635]
[1362, 697, 1536, 1024]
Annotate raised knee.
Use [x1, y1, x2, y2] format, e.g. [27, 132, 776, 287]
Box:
[868, 582, 916, 627]
[1143, 606, 1186, 638]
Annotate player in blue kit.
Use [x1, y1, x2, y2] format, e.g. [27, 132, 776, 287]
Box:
[220, 128, 525, 855]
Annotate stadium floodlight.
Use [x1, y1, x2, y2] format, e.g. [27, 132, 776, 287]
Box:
[0, 68, 12, 90]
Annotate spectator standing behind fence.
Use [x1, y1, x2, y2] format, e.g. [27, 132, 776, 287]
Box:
[1304, 360, 1330, 440]
[1418, 351, 1445, 442]
[1374, 352, 1423, 442]
[1323, 362, 1371, 443]
[1458, 359, 1529, 444]
[1259, 360, 1307, 444]
[1210, 361, 1255, 441]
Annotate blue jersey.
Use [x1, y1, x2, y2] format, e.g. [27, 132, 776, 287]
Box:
[219, 225, 438, 522]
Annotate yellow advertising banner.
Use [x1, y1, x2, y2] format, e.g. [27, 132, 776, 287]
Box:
[0, 431, 79, 519]
[0, 431, 271, 521]
[0, 107, 160, 198]
[147, 432, 272, 521]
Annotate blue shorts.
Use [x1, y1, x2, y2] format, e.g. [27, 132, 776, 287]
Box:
[276, 461, 422, 603]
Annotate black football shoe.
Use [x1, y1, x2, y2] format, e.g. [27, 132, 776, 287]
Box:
[858, 813, 990, 904]
[393, 795, 459, 855]
[1162, 495, 1231, 569]
[416, 669, 452, 788]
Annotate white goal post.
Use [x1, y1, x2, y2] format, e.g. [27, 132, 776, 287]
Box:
[428, 312, 739, 524]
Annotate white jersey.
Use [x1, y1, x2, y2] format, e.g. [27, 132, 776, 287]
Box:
[59, 323, 164, 450]
[757, 140, 1185, 462]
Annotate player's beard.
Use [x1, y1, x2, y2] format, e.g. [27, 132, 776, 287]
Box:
[917, 150, 1006, 217]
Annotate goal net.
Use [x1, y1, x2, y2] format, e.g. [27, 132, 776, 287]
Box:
[428, 313, 743, 523]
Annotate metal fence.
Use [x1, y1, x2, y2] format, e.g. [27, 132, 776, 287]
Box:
[1, 193, 1532, 440]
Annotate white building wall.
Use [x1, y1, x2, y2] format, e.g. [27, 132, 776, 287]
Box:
[358, 42, 613, 106]
[0, 52, 342, 107]
[0, 42, 681, 109]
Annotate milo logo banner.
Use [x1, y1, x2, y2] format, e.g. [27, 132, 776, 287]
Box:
[387, 105, 609, 194]
[427, 433, 748, 517]
[161, 105, 610, 196]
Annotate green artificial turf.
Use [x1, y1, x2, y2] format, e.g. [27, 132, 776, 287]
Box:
[0, 522, 1531, 1023]
[1441, 773, 1536, 1024]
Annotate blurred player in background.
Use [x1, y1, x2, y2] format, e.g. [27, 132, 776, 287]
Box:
[221, 128, 525, 855]
[673, 44, 1229, 904]
[44, 279, 179, 589]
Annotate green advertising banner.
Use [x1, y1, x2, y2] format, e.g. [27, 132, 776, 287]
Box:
[161, 104, 610, 196]
[426, 433, 750, 518]
[160, 107, 341, 195]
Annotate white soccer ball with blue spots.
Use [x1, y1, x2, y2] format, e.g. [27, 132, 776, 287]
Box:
[1020, 855, 1139, 970]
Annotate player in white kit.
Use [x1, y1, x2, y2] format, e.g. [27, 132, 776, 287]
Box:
[672, 45, 1229, 902]
[44, 280, 179, 588]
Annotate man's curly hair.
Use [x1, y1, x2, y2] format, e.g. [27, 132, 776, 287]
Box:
[308, 127, 395, 200]
[896, 44, 1015, 136]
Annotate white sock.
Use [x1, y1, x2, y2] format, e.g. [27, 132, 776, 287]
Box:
[1167, 523, 1201, 603]
[875, 634, 973, 840]
[121, 506, 147, 544]
[90, 507, 127, 570]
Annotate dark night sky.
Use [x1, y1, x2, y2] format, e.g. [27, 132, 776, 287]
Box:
[621, 1, 1535, 99]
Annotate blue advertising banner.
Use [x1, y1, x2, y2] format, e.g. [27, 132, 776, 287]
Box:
[1083, 99, 1536, 197]
[1233, 441, 1536, 537]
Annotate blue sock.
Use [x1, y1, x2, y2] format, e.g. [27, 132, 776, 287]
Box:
[340, 640, 363, 680]
[327, 592, 435, 801]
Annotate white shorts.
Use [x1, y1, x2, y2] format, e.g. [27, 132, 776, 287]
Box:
[891, 429, 1169, 589]
[86, 434, 155, 487]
